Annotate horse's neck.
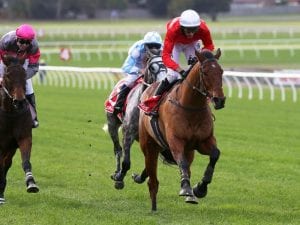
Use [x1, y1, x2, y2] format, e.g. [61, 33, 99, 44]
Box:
[177, 65, 207, 107]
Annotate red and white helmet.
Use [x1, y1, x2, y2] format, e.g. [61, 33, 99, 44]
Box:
[179, 9, 201, 27]
[16, 24, 36, 40]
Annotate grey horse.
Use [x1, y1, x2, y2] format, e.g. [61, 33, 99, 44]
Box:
[105, 48, 167, 189]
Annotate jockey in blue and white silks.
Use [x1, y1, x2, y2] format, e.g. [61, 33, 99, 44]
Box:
[113, 31, 163, 114]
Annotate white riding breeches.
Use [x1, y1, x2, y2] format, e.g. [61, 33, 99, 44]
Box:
[166, 41, 201, 83]
[122, 73, 140, 88]
[0, 60, 34, 95]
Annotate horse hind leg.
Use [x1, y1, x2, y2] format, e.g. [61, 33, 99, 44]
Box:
[107, 113, 123, 189]
[193, 147, 220, 198]
[113, 128, 135, 185]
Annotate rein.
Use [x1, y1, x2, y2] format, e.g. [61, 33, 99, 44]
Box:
[1, 85, 14, 99]
[168, 97, 207, 112]
[168, 58, 219, 112]
[184, 58, 217, 97]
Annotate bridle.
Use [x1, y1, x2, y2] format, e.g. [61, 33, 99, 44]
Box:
[143, 55, 167, 86]
[1, 81, 27, 110]
[184, 58, 218, 97]
[1, 65, 27, 110]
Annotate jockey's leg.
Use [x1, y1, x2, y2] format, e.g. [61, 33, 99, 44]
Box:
[114, 84, 130, 114]
[153, 78, 171, 97]
[25, 79, 39, 128]
[139, 70, 177, 114]
[26, 93, 39, 128]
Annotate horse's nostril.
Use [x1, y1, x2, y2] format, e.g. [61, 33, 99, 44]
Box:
[212, 97, 226, 110]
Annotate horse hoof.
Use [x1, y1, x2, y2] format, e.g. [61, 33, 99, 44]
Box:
[27, 183, 39, 193]
[0, 198, 5, 204]
[193, 184, 207, 198]
[179, 188, 193, 196]
[132, 173, 144, 184]
[114, 181, 124, 190]
[185, 195, 198, 204]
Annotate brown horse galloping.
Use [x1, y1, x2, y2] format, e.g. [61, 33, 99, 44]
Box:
[0, 55, 39, 204]
[133, 49, 225, 211]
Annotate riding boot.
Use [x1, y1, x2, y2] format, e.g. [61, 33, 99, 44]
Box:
[114, 84, 130, 114]
[26, 93, 39, 128]
[154, 78, 171, 96]
[138, 78, 171, 115]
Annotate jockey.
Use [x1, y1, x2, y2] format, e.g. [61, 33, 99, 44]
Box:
[113, 31, 163, 114]
[0, 24, 41, 128]
[139, 9, 215, 114]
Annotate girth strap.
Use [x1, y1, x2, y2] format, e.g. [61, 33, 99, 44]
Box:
[150, 116, 169, 150]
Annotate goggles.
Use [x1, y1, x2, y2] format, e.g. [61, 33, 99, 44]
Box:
[17, 38, 31, 45]
[145, 43, 161, 49]
[182, 26, 198, 34]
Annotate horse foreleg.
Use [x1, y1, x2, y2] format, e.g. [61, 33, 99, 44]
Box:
[178, 159, 193, 197]
[193, 146, 220, 198]
[0, 151, 15, 204]
[18, 138, 39, 193]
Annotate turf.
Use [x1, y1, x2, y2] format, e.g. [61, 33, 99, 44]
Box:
[0, 86, 298, 225]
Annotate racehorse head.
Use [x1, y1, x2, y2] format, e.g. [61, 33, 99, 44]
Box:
[144, 48, 167, 86]
[195, 48, 226, 109]
[1, 55, 27, 110]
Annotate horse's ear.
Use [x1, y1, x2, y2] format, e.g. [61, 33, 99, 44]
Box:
[214, 48, 221, 60]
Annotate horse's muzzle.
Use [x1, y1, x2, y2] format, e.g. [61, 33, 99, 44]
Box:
[212, 96, 226, 110]
[13, 98, 27, 110]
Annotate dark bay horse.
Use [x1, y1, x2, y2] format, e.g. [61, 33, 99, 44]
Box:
[105, 49, 167, 189]
[0, 55, 39, 204]
[133, 49, 225, 211]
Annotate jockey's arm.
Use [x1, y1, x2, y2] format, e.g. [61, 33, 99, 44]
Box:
[26, 48, 41, 79]
[26, 63, 39, 79]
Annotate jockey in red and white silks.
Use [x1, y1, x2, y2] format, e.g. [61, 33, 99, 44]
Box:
[0, 24, 41, 128]
[163, 10, 214, 80]
[139, 9, 215, 114]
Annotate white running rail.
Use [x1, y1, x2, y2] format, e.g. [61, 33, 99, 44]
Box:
[33, 66, 300, 102]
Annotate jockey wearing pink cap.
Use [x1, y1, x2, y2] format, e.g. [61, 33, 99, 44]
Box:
[0, 24, 41, 128]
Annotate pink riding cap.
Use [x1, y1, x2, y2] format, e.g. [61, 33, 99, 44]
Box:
[16, 24, 36, 40]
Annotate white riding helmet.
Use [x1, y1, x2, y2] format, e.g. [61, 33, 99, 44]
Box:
[143, 31, 162, 45]
[179, 9, 201, 27]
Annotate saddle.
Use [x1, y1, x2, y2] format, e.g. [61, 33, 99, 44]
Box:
[104, 77, 143, 118]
